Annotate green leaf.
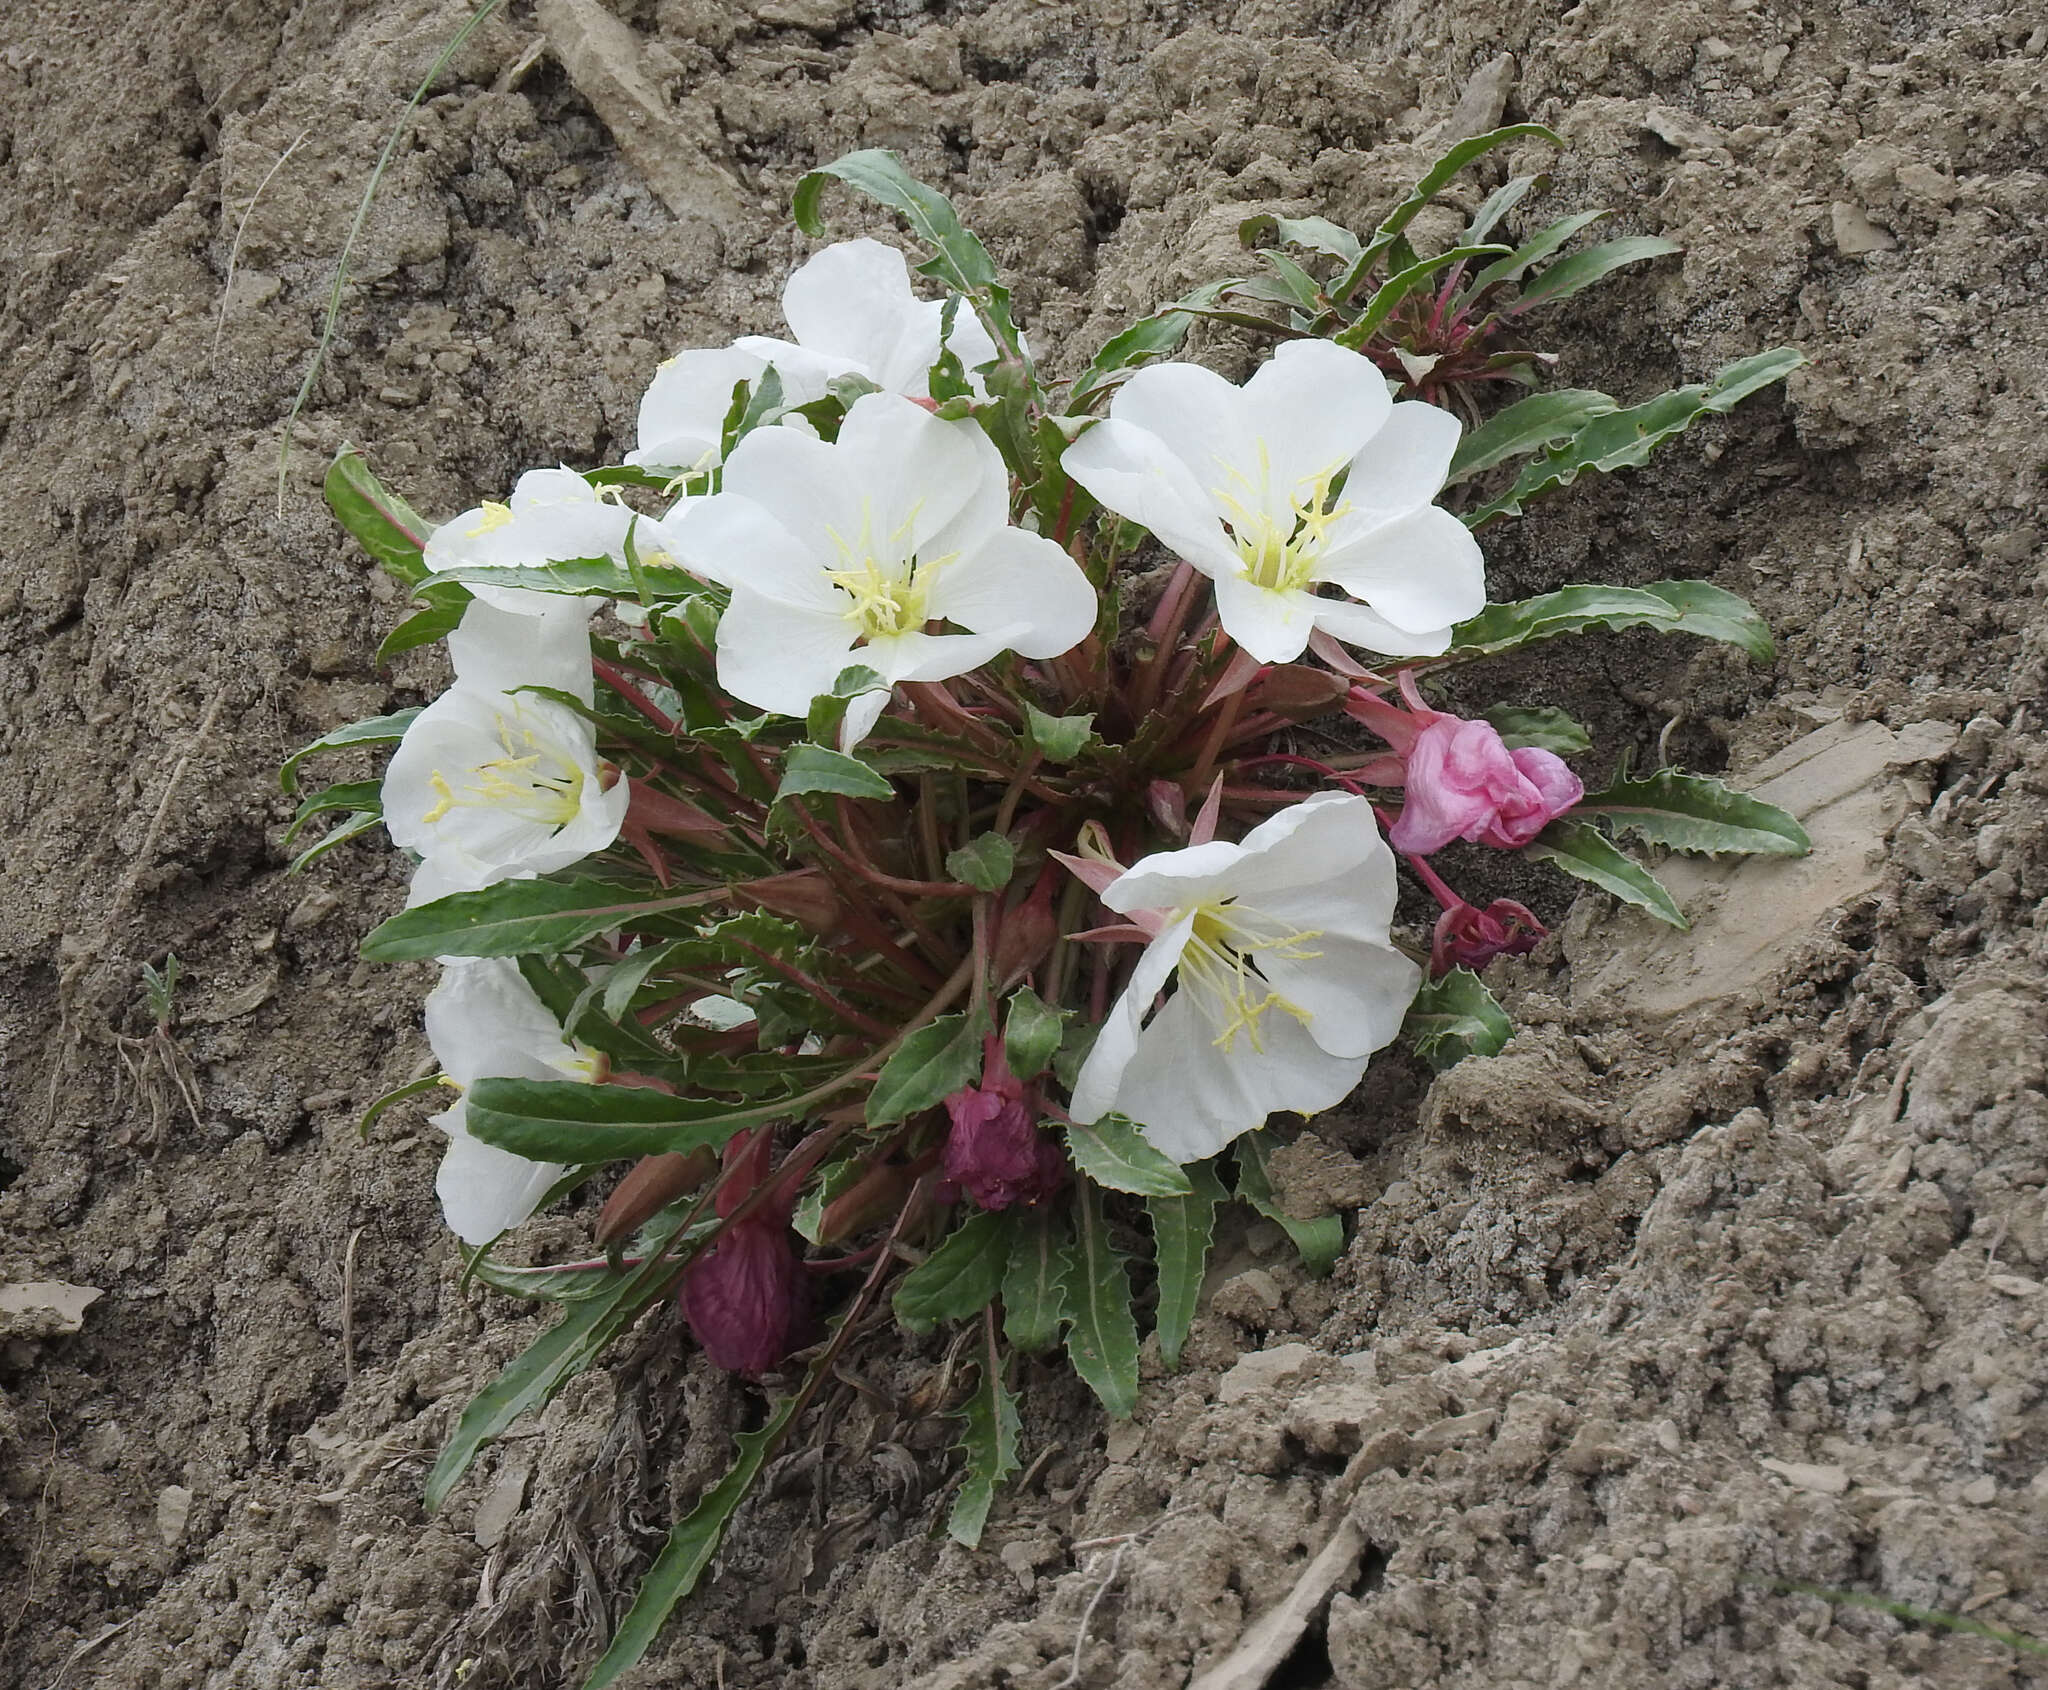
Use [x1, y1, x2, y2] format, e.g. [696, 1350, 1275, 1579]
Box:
[361, 878, 723, 962]
[464, 1077, 800, 1163]
[377, 589, 469, 663]
[1463, 347, 1806, 526]
[464, 1251, 632, 1303]
[581, 1396, 801, 1690]
[356, 1073, 443, 1140]
[1001, 1204, 1068, 1353]
[1481, 704, 1592, 756]
[420, 553, 698, 602]
[1405, 969, 1514, 1071]
[1257, 248, 1326, 312]
[1023, 703, 1097, 763]
[283, 779, 381, 847]
[280, 708, 420, 794]
[776, 743, 896, 803]
[1061, 1181, 1140, 1418]
[1002, 986, 1067, 1081]
[1235, 1131, 1344, 1276]
[425, 1235, 684, 1513]
[893, 1210, 1011, 1334]
[1513, 234, 1683, 310]
[1461, 172, 1547, 244]
[1524, 820, 1687, 927]
[947, 1342, 1022, 1549]
[1335, 244, 1511, 349]
[1445, 389, 1620, 486]
[325, 448, 431, 584]
[1146, 1159, 1225, 1370]
[289, 809, 384, 874]
[1064, 1116, 1194, 1197]
[1451, 580, 1774, 664]
[805, 665, 887, 746]
[1070, 280, 1234, 410]
[1466, 208, 1609, 293]
[1578, 765, 1810, 856]
[792, 1156, 866, 1247]
[946, 832, 1016, 893]
[1239, 211, 1362, 263]
[867, 1011, 985, 1127]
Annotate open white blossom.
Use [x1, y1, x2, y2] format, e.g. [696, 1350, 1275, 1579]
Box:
[675, 391, 1096, 748]
[1068, 791, 1420, 1162]
[1059, 339, 1486, 663]
[628, 238, 1000, 477]
[384, 596, 628, 901]
[425, 958, 598, 1244]
[423, 468, 637, 612]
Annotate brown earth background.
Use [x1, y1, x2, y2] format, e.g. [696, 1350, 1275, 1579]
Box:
[2, 0, 2046, 1686]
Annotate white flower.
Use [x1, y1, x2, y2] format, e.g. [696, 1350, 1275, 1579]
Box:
[425, 958, 598, 1243]
[384, 596, 629, 899]
[1068, 791, 1420, 1163]
[424, 468, 637, 612]
[627, 239, 1001, 477]
[1058, 339, 1486, 664]
[675, 391, 1096, 748]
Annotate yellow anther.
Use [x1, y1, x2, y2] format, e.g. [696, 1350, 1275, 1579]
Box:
[419, 709, 586, 829]
[1210, 446, 1350, 595]
[1177, 900, 1324, 1054]
[822, 498, 952, 641]
[465, 500, 514, 538]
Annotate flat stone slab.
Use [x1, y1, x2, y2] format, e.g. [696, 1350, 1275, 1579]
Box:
[1569, 718, 1956, 1019]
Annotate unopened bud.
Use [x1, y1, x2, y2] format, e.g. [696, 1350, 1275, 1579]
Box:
[626, 778, 728, 840]
[1247, 663, 1348, 719]
[681, 1216, 804, 1374]
[814, 1160, 917, 1245]
[1430, 898, 1546, 976]
[1146, 779, 1189, 841]
[991, 875, 1058, 990]
[735, 869, 844, 938]
[595, 1149, 713, 1250]
[942, 1087, 1065, 1212]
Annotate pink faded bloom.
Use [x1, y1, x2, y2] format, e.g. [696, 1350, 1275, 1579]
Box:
[1389, 717, 1581, 854]
[1431, 898, 1546, 976]
[681, 1217, 803, 1375]
[943, 1086, 1065, 1211]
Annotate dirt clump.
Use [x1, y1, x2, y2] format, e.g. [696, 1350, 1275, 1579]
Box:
[3, 0, 2048, 1687]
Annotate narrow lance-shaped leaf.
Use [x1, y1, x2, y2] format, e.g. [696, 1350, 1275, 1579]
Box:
[893, 1210, 1011, 1335]
[1577, 765, 1810, 856]
[1482, 704, 1592, 756]
[1405, 969, 1514, 1072]
[290, 810, 384, 875]
[378, 587, 470, 663]
[361, 878, 726, 963]
[1524, 820, 1687, 928]
[420, 553, 699, 602]
[325, 448, 431, 584]
[1465, 208, 1609, 294]
[1445, 389, 1620, 487]
[1450, 580, 1773, 665]
[1238, 211, 1363, 264]
[1064, 1115, 1194, 1197]
[1461, 172, 1547, 244]
[1510, 235, 1684, 312]
[947, 1335, 1022, 1548]
[1146, 1159, 1226, 1370]
[284, 780, 382, 846]
[1070, 280, 1235, 410]
[1463, 347, 1806, 527]
[1061, 1180, 1140, 1418]
[280, 707, 421, 794]
[581, 1396, 802, 1690]
[464, 1077, 820, 1163]
[1335, 244, 1511, 349]
[1234, 1132, 1345, 1277]
[1001, 1203, 1068, 1354]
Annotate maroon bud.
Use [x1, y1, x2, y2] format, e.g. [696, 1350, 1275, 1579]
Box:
[990, 873, 1058, 990]
[942, 1086, 1065, 1211]
[735, 869, 844, 938]
[1430, 898, 1546, 977]
[594, 1149, 713, 1251]
[681, 1216, 804, 1375]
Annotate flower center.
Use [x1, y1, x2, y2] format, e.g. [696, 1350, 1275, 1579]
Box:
[1176, 899, 1324, 1053]
[1211, 447, 1349, 596]
[824, 500, 951, 641]
[421, 706, 587, 829]
[465, 500, 514, 538]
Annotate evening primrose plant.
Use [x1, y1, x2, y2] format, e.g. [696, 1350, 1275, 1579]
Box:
[285, 132, 1807, 1685]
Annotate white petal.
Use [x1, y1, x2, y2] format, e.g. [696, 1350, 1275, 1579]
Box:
[425, 956, 580, 1085]
[1211, 572, 1319, 663]
[445, 594, 596, 701]
[1313, 504, 1487, 635]
[1257, 936, 1420, 1061]
[1060, 418, 1246, 581]
[1102, 361, 1260, 511]
[780, 239, 933, 383]
[1101, 840, 1249, 916]
[1341, 400, 1463, 522]
[1214, 790, 1380, 904]
[1308, 598, 1455, 658]
[834, 394, 995, 558]
[673, 489, 843, 610]
[836, 686, 893, 751]
[433, 1102, 568, 1245]
[923, 527, 1096, 659]
[727, 336, 852, 408]
[629, 346, 767, 473]
[865, 626, 1013, 686]
[1239, 340, 1395, 507]
[717, 425, 867, 571]
[1068, 913, 1195, 1124]
[714, 590, 858, 717]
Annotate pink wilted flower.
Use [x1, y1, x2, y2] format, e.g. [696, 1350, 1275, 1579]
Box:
[1347, 673, 1581, 855]
[941, 1038, 1065, 1211]
[681, 1132, 804, 1375]
[1431, 897, 1546, 976]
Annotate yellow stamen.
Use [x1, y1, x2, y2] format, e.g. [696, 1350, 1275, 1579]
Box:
[465, 500, 514, 538]
[1210, 444, 1351, 595]
[1176, 899, 1324, 1054]
[420, 709, 586, 828]
[823, 499, 954, 641]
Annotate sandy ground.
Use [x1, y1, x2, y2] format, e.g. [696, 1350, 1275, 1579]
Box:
[2, 0, 2046, 1686]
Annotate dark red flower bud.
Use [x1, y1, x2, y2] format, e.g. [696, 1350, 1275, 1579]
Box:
[1430, 898, 1546, 976]
[734, 869, 844, 938]
[681, 1217, 804, 1375]
[942, 1085, 1065, 1211]
[594, 1149, 712, 1251]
